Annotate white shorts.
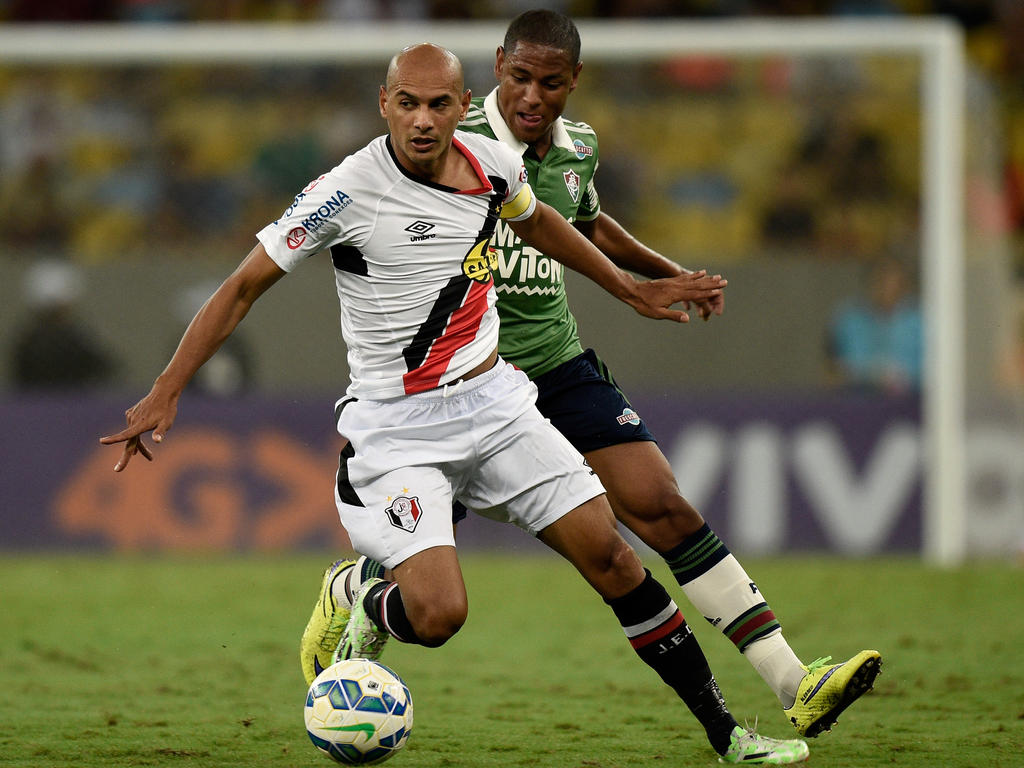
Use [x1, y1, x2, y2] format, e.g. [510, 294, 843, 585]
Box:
[334, 360, 605, 569]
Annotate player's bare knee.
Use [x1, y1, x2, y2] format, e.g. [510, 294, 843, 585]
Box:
[592, 535, 644, 598]
[411, 601, 467, 647]
[629, 491, 703, 535]
[609, 535, 643, 577]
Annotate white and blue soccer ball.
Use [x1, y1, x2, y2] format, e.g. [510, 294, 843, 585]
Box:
[304, 659, 413, 765]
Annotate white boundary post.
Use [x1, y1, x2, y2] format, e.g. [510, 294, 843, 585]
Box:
[919, 27, 967, 566]
[0, 19, 967, 563]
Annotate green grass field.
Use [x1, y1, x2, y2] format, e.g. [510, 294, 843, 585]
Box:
[1, 553, 1021, 767]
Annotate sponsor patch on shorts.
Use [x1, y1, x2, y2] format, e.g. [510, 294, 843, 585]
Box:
[616, 408, 641, 426]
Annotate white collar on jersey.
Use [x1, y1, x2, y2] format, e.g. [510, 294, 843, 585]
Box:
[483, 87, 577, 156]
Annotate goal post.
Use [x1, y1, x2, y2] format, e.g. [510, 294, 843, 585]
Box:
[0, 19, 969, 564]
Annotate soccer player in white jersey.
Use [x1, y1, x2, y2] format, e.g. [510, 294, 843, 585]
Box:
[101, 44, 807, 764]
[307, 12, 881, 759]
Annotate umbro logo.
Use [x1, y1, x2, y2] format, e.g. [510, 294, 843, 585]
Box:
[405, 220, 436, 241]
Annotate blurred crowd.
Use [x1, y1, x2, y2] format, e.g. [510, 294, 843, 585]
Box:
[0, 55, 931, 263]
[1, 1, 1021, 265]
[1, 0, 1023, 394]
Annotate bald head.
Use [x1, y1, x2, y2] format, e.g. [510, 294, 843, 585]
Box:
[379, 42, 471, 182]
[386, 43, 464, 93]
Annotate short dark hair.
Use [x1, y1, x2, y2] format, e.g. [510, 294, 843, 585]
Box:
[503, 9, 581, 67]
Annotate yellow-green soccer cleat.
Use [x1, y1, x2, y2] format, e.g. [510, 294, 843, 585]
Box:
[334, 577, 389, 662]
[784, 650, 882, 737]
[299, 559, 356, 686]
[719, 727, 809, 764]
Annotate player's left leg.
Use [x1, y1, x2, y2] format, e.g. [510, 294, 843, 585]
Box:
[299, 556, 387, 685]
[538, 497, 808, 763]
[587, 439, 881, 735]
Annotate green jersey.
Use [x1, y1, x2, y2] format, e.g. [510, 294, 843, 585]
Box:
[459, 89, 601, 378]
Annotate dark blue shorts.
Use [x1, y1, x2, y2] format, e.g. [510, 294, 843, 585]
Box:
[452, 349, 654, 523]
[533, 348, 656, 454]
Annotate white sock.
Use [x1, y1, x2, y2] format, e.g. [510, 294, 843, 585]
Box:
[742, 632, 806, 708]
[330, 561, 358, 609]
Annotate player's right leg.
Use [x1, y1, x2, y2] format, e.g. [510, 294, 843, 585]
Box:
[336, 545, 469, 660]
[329, 388, 485, 662]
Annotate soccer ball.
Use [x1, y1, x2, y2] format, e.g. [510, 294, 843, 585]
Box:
[304, 659, 413, 765]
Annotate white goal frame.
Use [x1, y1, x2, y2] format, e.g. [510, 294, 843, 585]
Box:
[0, 18, 967, 565]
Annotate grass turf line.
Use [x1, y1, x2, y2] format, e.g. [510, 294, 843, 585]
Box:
[0, 554, 1021, 767]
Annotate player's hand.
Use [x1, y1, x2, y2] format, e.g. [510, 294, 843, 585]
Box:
[629, 270, 727, 322]
[99, 386, 180, 472]
[694, 288, 725, 322]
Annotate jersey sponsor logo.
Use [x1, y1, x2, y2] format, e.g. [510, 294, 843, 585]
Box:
[385, 495, 423, 533]
[405, 220, 437, 242]
[280, 174, 328, 219]
[460, 176, 506, 283]
[462, 243, 498, 283]
[519, 165, 528, 183]
[302, 175, 327, 193]
[286, 227, 307, 249]
[617, 407, 642, 426]
[495, 283, 560, 297]
[300, 189, 353, 232]
[491, 226, 565, 287]
[572, 139, 593, 159]
[563, 169, 580, 204]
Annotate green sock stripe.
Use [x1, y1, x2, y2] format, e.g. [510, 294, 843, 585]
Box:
[733, 619, 782, 652]
[666, 531, 725, 576]
[665, 530, 715, 568]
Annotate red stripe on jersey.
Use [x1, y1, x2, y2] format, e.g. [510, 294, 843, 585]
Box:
[451, 137, 493, 195]
[402, 278, 493, 394]
[628, 610, 686, 650]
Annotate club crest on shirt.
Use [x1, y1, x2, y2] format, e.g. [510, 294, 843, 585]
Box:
[386, 496, 423, 533]
[563, 169, 580, 204]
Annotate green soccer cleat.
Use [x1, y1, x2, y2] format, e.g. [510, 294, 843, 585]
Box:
[719, 727, 809, 764]
[299, 559, 357, 686]
[334, 577, 389, 662]
[784, 650, 882, 737]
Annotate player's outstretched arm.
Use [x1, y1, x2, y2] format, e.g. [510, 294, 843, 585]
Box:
[576, 212, 725, 321]
[99, 244, 286, 472]
[508, 201, 725, 322]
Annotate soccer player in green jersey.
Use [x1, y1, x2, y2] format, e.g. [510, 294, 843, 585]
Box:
[457, 7, 880, 739]
[303, 11, 881, 760]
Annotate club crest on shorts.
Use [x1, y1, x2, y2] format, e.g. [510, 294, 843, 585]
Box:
[385, 496, 423, 532]
[563, 169, 580, 204]
[616, 407, 641, 426]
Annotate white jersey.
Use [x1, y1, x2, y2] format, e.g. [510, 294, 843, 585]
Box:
[257, 132, 536, 400]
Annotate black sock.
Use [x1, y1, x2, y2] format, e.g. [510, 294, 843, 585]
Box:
[361, 581, 422, 644]
[606, 570, 738, 755]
